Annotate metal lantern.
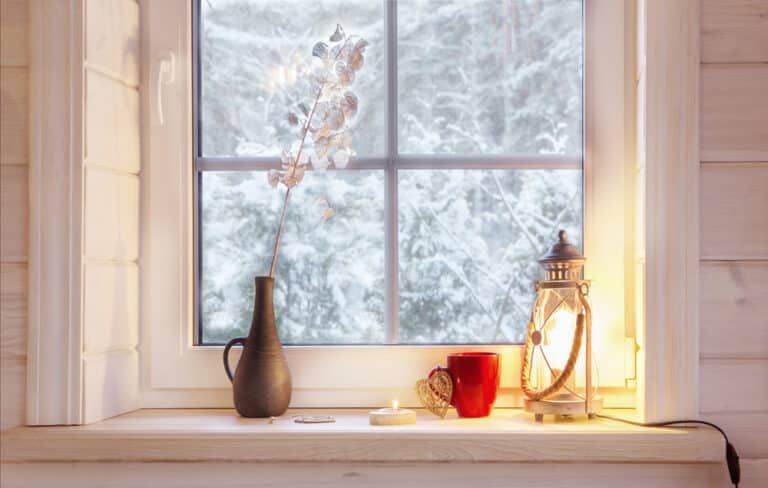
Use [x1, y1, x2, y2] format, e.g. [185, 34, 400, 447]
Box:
[521, 230, 602, 421]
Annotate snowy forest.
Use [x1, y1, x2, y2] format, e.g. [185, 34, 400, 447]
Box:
[199, 0, 583, 344]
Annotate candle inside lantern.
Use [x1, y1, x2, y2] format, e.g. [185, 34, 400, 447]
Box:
[369, 399, 417, 425]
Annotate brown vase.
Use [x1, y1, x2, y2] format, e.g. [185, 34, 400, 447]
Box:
[223, 276, 292, 417]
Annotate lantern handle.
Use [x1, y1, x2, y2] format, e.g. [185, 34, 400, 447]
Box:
[521, 314, 585, 401]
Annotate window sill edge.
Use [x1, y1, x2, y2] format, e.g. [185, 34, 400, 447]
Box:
[1, 408, 723, 464]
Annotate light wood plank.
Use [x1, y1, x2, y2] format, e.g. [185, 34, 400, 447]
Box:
[700, 261, 768, 359]
[731, 459, 768, 488]
[0, 356, 25, 430]
[0, 263, 26, 361]
[3, 461, 761, 488]
[0, 408, 723, 463]
[700, 163, 768, 260]
[0, 67, 28, 165]
[26, 0, 84, 427]
[85, 0, 139, 86]
[83, 167, 139, 261]
[702, 0, 768, 63]
[700, 358, 768, 413]
[0, 0, 28, 67]
[82, 350, 139, 424]
[84, 69, 140, 173]
[83, 262, 138, 354]
[701, 64, 768, 161]
[703, 411, 768, 458]
[0, 165, 28, 262]
[640, 0, 701, 422]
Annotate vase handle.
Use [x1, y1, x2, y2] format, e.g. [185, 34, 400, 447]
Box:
[223, 337, 246, 382]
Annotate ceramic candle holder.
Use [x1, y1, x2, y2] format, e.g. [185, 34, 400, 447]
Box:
[369, 402, 416, 425]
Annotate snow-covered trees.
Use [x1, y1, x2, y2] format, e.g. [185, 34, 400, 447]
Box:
[198, 0, 583, 344]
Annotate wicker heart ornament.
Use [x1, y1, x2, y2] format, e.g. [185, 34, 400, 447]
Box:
[415, 369, 453, 418]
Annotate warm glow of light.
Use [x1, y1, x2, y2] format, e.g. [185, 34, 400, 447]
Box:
[392, 399, 399, 410]
[265, 57, 301, 94]
[544, 309, 579, 370]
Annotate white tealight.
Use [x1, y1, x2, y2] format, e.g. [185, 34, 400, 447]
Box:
[369, 400, 417, 425]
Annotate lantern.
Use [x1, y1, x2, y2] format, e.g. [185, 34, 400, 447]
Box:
[521, 230, 602, 421]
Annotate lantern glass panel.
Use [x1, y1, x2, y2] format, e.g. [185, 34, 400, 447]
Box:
[528, 285, 597, 395]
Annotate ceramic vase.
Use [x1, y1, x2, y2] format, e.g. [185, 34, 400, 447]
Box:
[223, 276, 292, 417]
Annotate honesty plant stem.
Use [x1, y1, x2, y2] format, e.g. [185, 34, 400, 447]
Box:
[267, 38, 350, 279]
[267, 81, 326, 278]
[268, 187, 292, 278]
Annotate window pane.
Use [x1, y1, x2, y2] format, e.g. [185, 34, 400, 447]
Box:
[200, 170, 385, 344]
[398, 169, 582, 343]
[397, 0, 583, 155]
[200, 0, 385, 157]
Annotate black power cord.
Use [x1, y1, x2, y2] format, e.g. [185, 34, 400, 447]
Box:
[596, 414, 740, 487]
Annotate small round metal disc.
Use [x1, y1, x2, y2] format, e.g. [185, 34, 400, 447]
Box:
[531, 330, 543, 346]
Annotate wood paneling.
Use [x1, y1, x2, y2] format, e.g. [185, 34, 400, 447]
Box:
[701, 0, 768, 63]
[85, 0, 140, 86]
[1, 0, 27, 432]
[4, 461, 766, 488]
[0, 356, 25, 430]
[700, 261, 768, 359]
[704, 412, 768, 458]
[83, 168, 139, 261]
[84, 70, 140, 173]
[82, 350, 139, 424]
[1, 263, 26, 360]
[699, 0, 767, 474]
[700, 64, 768, 162]
[700, 163, 768, 260]
[83, 263, 138, 354]
[0, 67, 28, 165]
[0, 263, 26, 431]
[700, 359, 768, 413]
[0, 0, 29, 67]
[0, 165, 28, 262]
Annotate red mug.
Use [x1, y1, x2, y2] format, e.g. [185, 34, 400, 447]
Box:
[431, 352, 501, 418]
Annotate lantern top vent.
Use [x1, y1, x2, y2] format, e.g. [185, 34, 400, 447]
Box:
[538, 230, 585, 281]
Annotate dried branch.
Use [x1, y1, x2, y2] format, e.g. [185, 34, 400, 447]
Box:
[490, 172, 541, 252]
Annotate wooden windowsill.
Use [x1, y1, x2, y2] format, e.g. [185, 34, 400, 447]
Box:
[1, 408, 723, 463]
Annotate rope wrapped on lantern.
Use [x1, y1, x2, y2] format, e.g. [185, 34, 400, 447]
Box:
[521, 230, 602, 421]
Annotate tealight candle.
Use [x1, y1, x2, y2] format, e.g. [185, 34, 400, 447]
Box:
[369, 400, 417, 425]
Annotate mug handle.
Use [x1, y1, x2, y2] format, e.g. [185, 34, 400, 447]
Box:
[428, 365, 454, 406]
[223, 337, 246, 382]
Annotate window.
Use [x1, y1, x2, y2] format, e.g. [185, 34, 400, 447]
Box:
[195, 0, 583, 346]
[144, 0, 631, 406]
[23, 0, 697, 423]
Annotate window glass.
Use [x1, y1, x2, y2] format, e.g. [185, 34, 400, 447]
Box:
[200, 0, 385, 157]
[398, 0, 582, 155]
[200, 171, 386, 344]
[398, 169, 581, 343]
[197, 0, 583, 345]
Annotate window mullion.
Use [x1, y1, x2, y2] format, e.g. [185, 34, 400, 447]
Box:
[384, 0, 399, 344]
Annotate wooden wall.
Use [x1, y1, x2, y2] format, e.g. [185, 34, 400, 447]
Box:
[1, 0, 29, 431]
[699, 0, 768, 471]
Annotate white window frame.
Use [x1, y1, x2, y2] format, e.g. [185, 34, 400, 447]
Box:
[141, 0, 636, 408]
